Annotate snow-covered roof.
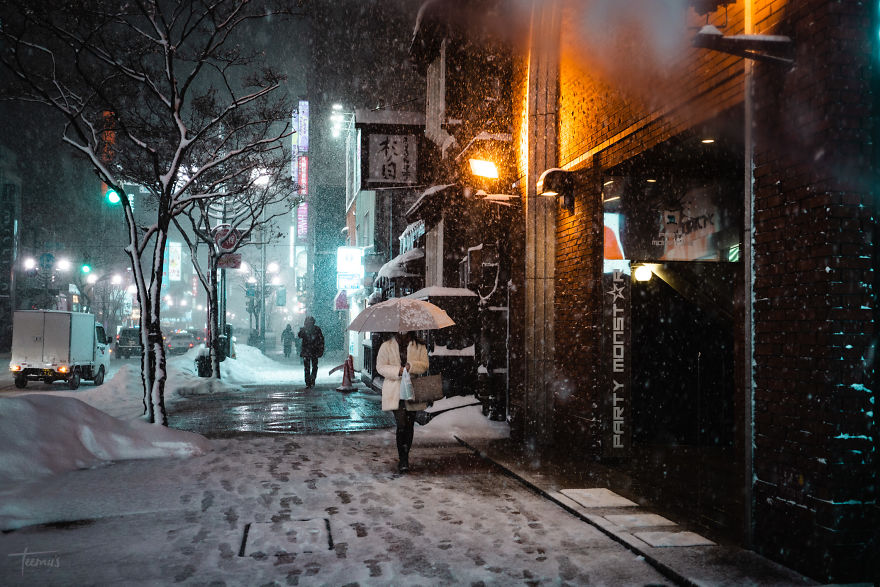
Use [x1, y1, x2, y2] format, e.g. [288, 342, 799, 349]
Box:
[376, 248, 425, 279]
[406, 286, 478, 299]
[405, 183, 457, 217]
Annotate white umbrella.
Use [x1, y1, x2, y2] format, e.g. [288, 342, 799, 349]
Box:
[347, 298, 455, 332]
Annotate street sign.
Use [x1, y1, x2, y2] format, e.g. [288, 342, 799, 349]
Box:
[217, 253, 242, 269]
[334, 290, 349, 310]
[212, 224, 244, 252]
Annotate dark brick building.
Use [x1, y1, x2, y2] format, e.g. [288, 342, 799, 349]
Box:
[505, 0, 878, 581]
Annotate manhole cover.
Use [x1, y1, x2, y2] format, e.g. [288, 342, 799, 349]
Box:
[240, 519, 333, 557]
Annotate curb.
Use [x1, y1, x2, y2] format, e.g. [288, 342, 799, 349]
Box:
[455, 435, 696, 587]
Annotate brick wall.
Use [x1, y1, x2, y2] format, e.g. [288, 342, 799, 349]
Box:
[532, 0, 878, 580]
[551, 1, 747, 454]
[751, 0, 878, 580]
[553, 161, 603, 454]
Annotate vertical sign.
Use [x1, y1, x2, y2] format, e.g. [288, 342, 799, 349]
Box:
[298, 155, 309, 196]
[602, 264, 631, 458]
[168, 241, 182, 281]
[291, 108, 299, 178]
[297, 100, 309, 153]
[296, 202, 308, 240]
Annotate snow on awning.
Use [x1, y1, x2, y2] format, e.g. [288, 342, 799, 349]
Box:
[406, 286, 478, 299]
[406, 183, 457, 218]
[376, 248, 425, 279]
[430, 344, 476, 357]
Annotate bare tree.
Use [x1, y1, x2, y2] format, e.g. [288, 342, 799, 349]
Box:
[174, 165, 299, 379]
[0, 0, 295, 424]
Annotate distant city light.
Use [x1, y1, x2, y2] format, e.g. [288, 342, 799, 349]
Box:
[267, 262, 280, 274]
[56, 258, 72, 272]
[86, 274, 98, 284]
[23, 258, 36, 270]
[111, 274, 122, 285]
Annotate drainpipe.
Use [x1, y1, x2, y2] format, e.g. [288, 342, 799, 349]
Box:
[743, 0, 755, 549]
[524, 0, 561, 446]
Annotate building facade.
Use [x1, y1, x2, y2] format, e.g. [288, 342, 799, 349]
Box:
[506, 0, 877, 581]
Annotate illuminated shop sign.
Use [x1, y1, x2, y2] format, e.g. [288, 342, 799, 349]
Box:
[298, 155, 309, 196]
[602, 176, 742, 263]
[298, 100, 309, 153]
[336, 246, 364, 291]
[168, 242, 182, 281]
[297, 203, 308, 240]
[291, 108, 299, 175]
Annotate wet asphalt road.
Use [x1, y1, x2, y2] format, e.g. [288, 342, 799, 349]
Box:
[168, 383, 395, 438]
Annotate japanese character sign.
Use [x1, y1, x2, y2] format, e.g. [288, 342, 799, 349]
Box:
[367, 134, 418, 184]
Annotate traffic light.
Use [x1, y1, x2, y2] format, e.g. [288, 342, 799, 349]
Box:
[81, 264, 91, 274]
[106, 188, 121, 204]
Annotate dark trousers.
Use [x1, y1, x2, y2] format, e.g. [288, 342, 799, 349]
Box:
[393, 401, 416, 464]
[303, 356, 318, 386]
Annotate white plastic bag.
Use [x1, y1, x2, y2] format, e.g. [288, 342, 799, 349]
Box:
[400, 369, 414, 401]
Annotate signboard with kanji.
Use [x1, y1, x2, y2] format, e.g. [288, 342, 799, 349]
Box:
[358, 123, 425, 190]
[367, 134, 417, 184]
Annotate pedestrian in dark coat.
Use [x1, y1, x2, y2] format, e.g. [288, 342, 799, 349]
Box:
[298, 316, 324, 388]
[281, 324, 295, 358]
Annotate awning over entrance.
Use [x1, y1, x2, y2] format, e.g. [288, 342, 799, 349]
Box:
[376, 248, 425, 279]
[405, 184, 457, 219]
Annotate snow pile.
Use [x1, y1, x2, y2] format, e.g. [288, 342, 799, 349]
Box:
[210, 344, 300, 385]
[0, 394, 211, 487]
[417, 394, 508, 441]
[165, 348, 244, 397]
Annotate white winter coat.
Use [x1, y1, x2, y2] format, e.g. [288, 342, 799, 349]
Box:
[376, 337, 430, 411]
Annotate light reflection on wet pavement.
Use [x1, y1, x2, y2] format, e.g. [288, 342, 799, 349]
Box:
[168, 384, 394, 437]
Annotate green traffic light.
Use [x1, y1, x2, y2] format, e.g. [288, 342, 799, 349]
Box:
[106, 188, 121, 204]
[81, 264, 91, 273]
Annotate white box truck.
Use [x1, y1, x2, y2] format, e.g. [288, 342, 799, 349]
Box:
[9, 310, 111, 389]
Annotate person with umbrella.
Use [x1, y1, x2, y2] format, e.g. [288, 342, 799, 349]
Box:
[376, 330, 430, 473]
[347, 297, 455, 474]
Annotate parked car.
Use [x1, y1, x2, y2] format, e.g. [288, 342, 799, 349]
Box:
[115, 327, 142, 359]
[166, 331, 197, 355]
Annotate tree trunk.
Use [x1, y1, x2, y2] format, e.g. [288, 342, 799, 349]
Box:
[208, 255, 223, 379]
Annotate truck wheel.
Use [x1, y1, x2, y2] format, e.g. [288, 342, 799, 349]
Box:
[68, 369, 81, 390]
[93, 365, 105, 386]
[14, 375, 27, 389]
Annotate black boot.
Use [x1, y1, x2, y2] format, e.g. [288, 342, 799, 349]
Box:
[397, 442, 410, 473]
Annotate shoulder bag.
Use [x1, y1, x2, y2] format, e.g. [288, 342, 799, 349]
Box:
[411, 374, 443, 403]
